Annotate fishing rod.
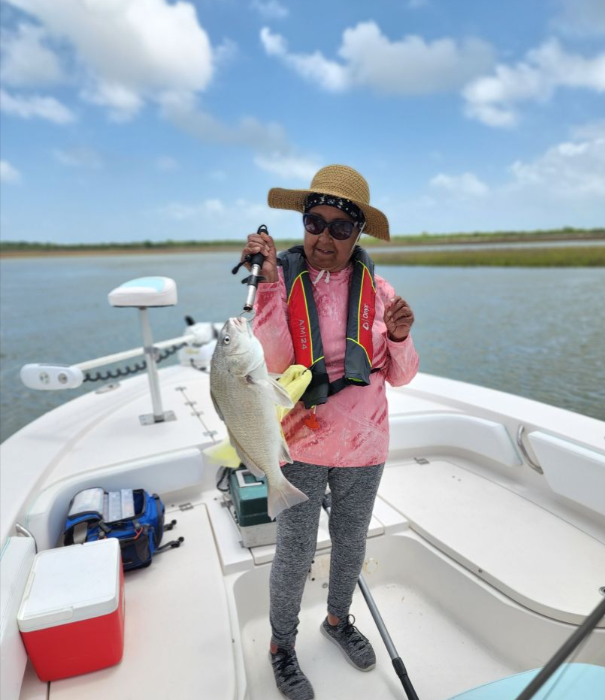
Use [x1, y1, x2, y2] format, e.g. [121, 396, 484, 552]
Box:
[321, 494, 420, 700]
[231, 224, 269, 313]
[514, 594, 605, 700]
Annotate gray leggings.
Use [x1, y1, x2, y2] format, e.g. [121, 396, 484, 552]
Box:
[269, 461, 385, 650]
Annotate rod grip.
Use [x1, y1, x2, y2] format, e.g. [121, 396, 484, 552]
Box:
[392, 657, 420, 700]
[250, 252, 265, 268]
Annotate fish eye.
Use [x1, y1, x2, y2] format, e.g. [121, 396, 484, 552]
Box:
[223, 334, 230, 345]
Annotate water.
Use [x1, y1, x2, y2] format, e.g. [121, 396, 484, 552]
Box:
[1, 253, 604, 443]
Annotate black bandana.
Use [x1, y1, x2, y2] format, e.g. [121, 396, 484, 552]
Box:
[304, 193, 365, 227]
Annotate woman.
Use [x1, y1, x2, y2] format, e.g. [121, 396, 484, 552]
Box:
[241, 164, 419, 700]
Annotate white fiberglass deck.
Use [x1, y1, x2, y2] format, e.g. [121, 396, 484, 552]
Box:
[3, 364, 605, 700]
[379, 459, 605, 626]
[233, 536, 520, 700]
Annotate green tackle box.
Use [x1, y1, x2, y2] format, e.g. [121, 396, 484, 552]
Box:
[228, 467, 272, 527]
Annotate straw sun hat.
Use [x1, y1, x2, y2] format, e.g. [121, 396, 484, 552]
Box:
[268, 164, 390, 241]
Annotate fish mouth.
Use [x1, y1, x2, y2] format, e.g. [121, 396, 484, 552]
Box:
[230, 316, 251, 336]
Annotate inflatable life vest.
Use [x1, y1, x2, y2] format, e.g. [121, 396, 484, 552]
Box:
[278, 245, 378, 409]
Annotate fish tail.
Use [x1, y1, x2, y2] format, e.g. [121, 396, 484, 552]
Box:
[267, 478, 308, 520]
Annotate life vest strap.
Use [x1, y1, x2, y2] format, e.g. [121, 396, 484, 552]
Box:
[312, 366, 383, 398]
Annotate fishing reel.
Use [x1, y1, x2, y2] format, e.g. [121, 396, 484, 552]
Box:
[231, 224, 269, 313]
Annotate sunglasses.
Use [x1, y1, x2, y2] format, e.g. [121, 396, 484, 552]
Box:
[302, 212, 357, 241]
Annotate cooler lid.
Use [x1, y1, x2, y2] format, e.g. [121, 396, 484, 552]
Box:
[17, 539, 121, 633]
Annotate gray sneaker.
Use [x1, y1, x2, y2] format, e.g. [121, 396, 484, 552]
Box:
[320, 615, 376, 671]
[269, 648, 315, 700]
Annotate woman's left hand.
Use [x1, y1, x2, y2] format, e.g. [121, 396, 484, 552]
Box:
[384, 296, 414, 342]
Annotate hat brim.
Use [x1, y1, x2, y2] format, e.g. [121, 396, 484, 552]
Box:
[268, 187, 390, 241]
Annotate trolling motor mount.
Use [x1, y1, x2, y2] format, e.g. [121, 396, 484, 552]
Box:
[108, 276, 178, 426]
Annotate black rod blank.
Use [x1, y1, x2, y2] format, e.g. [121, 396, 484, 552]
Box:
[322, 495, 420, 700]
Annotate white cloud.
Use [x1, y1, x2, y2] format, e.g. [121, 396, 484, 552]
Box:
[157, 197, 293, 240]
[254, 153, 321, 180]
[251, 1, 289, 20]
[430, 172, 489, 197]
[0, 161, 22, 183]
[394, 124, 605, 233]
[6, 0, 214, 121]
[260, 27, 288, 56]
[260, 27, 348, 91]
[214, 38, 238, 67]
[0, 88, 76, 123]
[553, 0, 605, 37]
[509, 126, 605, 198]
[2, 0, 314, 180]
[572, 120, 605, 141]
[463, 39, 605, 128]
[52, 148, 103, 168]
[261, 22, 494, 94]
[161, 96, 290, 154]
[82, 83, 144, 123]
[0, 23, 65, 87]
[160, 95, 317, 181]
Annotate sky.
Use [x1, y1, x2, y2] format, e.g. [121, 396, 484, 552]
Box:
[0, 0, 604, 243]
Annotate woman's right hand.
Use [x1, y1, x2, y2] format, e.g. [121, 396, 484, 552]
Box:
[241, 231, 278, 283]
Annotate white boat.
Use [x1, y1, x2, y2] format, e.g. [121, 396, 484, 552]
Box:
[1, 276, 604, 700]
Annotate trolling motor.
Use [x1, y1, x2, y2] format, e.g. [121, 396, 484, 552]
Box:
[231, 224, 269, 313]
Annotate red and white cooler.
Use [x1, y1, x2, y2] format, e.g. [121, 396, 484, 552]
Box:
[17, 538, 125, 682]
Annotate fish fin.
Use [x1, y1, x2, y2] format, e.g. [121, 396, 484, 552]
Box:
[203, 438, 240, 468]
[267, 479, 309, 520]
[227, 429, 265, 480]
[250, 376, 294, 409]
[279, 434, 293, 464]
[210, 389, 224, 422]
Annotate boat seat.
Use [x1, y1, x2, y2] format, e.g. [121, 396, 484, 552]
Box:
[446, 663, 605, 699]
[23, 447, 205, 551]
[528, 431, 605, 517]
[49, 503, 235, 700]
[1, 537, 36, 700]
[379, 459, 605, 626]
[388, 412, 522, 467]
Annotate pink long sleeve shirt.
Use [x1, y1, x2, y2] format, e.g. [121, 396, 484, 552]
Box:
[253, 259, 420, 467]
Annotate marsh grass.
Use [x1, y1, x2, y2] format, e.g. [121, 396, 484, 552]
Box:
[371, 246, 605, 267]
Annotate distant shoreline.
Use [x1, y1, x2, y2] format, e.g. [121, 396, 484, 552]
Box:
[0, 245, 240, 258]
[2, 229, 604, 266]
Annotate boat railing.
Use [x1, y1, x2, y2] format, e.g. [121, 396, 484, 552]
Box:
[516, 425, 544, 474]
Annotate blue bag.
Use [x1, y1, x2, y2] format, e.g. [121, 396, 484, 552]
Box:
[63, 488, 184, 570]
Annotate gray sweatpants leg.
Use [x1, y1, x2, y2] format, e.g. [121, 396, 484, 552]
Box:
[326, 463, 385, 619]
[269, 461, 384, 650]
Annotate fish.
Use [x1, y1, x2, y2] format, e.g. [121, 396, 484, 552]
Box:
[209, 317, 309, 519]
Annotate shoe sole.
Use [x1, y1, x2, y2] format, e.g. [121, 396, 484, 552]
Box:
[319, 623, 376, 672]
